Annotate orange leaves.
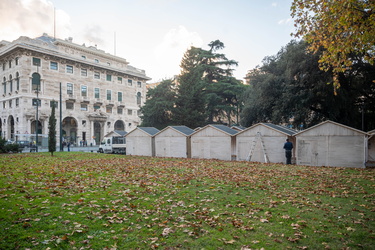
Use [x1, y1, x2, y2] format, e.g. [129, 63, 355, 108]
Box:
[1, 153, 375, 249]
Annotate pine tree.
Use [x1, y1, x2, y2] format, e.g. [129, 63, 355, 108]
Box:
[173, 47, 207, 128]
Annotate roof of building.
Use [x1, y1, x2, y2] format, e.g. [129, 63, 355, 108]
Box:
[210, 124, 238, 135]
[0, 33, 151, 80]
[114, 130, 128, 136]
[263, 123, 297, 136]
[138, 127, 160, 136]
[294, 120, 367, 136]
[231, 125, 246, 131]
[170, 126, 195, 136]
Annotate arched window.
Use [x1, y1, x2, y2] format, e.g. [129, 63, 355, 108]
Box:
[136, 92, 141, 105]
[32, 72, 40, 91]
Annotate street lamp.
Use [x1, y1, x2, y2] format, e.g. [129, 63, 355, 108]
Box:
[32, 68, 40, 152]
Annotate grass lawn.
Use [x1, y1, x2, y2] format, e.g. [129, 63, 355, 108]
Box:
[0, 152, 374, 249]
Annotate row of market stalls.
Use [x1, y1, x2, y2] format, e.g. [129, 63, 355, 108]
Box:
[124, 121, 375, 168]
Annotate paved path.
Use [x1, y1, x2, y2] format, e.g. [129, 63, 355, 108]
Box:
[22, 146, 100, 153]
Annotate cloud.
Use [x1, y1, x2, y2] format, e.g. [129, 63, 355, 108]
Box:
[0, 0, 71, 41]
[278, 18, 292, 25]
[82, 24, 106, 48]
[153, 25, 203, 80]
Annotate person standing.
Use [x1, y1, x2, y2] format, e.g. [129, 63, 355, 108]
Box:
[67, 141, 71, 152]
[283, 138, 293, 164]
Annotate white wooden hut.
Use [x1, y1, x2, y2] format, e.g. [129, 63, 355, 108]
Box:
[295, 120, 367, 168]
[367, 129, 375, 167]
[190, 124, 238, 161]
[154, 126, 195, 158]
[125, 127, 160, 156]
[236, 123, 296, 163]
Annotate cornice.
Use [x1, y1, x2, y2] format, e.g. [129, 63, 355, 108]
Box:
[0, 36, 151, 81]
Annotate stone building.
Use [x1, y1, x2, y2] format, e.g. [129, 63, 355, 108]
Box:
[0, 33, 151, 146]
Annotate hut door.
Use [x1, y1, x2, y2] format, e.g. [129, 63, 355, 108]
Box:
[298, 139, 319, 166]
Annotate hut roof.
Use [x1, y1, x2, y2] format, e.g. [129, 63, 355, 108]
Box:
[156, 126, 195, 136]
[209, 124, 238, 136]
[126, 127, 160, 137]
[263, 123, 296, 136]
[170, 126, 195, 136]
[294, 120, 367, 136]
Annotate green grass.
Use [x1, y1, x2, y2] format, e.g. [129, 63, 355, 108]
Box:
[0, 152, 374, 249]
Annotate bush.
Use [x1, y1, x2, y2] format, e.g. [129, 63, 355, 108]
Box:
[0, 137, 21, 153]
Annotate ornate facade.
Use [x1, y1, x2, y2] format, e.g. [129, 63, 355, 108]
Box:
[0, 33, 151, 145]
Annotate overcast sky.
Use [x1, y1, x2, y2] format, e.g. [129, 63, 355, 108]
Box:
[0, 0, 295, 83]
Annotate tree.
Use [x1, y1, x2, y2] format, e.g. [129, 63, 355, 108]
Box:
[241, 40, 375, 130]
[291, 0, 375, 89]
[48, 101, 57, 156]
[173, 47, 207, 128]
[140, 79, 176, 130]
[174, 40, 245, 127]
[201, 40, 245, 125]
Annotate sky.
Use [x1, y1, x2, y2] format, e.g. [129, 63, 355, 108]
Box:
[0, 0, 295, 83]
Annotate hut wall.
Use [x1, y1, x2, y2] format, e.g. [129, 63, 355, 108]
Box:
[191, 127, 232, 160]
[126, 129, 153, 156]
[236, 126, 289, 163]
[296, 135, 365, 168]
[155, 129, 188, 158]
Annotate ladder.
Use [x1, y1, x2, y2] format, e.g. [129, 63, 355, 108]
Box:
[246, 132, 269, 163]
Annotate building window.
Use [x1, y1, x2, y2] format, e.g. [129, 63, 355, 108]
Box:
[137, 92, 142, 105]
[9, 75, 12, 92]
[66, 102, 74, 110]
[137, 81, 142, 88]
[66, 65, 73, 74]
[81, 104, 88, 111]
[94, 88, 100, 99]
[3, 77, 6, 94]
[128, 109, 132, 115]
[9, 100, 12, 108]
[106, 74, 112, 81]
[15, 57, 19, 66]
[16, 98, 19, 107]
[107, 90, 111, 100]
[9, 60, 12, 69]
[94, 72, 100, 79]
[82, 55, 86, 59]
[2, 63, 5, 71]
[50, 62, 58, 70]
[81, 85, 87, 97]
[81, 68, 87, 77]
[16, 72, 20, 91]
[117, 77, 122, 84]
[128, 79, 132, 86]
[106, 106, 112, 113]
[2, 102, 5, 109]
[117, 107, 123, 114]
[94, 105, 100, 110]
[32, 57, 41, 66]
[94, 59, 99, 63]
[118, 92, 122, 102]
[31, 73, 40, 91]
[67, 83, 73, 95]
